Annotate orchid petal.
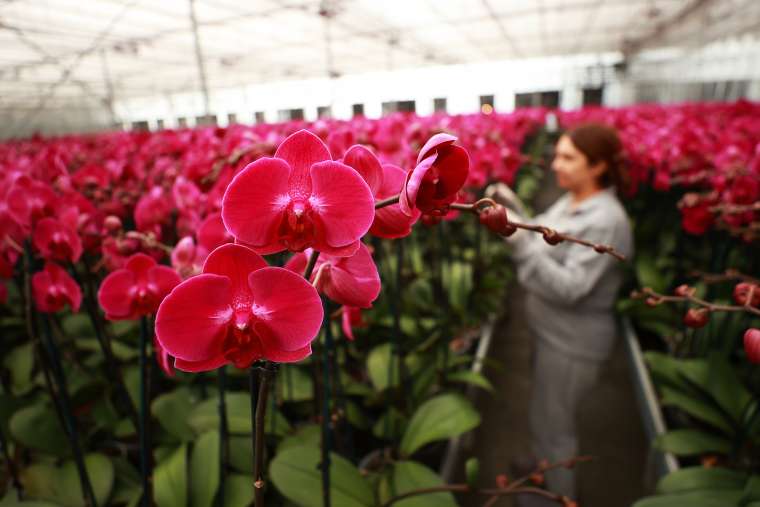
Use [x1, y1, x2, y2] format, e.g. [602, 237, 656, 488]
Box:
[222, 158, 290, 247]
[155, 274, 233, 362]
[248, 267, 323, 352]
[275, 129, 331, 196]
[343, 145, 383, 196]
[309, 161, 374, 248]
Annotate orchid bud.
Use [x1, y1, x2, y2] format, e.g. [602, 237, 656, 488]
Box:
[104, 215, 122, 233]
[529, 472, 544, 485]
[733, 282, 760, 307]
[495, 474, 510, 488]
[674, 284, 696, 297]
[478, 205, 516, 236]
[542, 230, 563, 245]
[683, 308, 710, 328]
[645, 297, 660, 307]
[744, 328, 760, 364]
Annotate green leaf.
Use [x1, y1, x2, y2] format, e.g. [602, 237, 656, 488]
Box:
[741, 475, 760, 504]
[154, 445, 188, 507]
[381, 461, 457, 507]
[655, 430, 731, 456]
[345, 400, 370, 431]
[645, 352, 689, 389]
[188, 392, 290, 437]
[278, 425, 321, 454]
[61, 314, 93, 338]
[632, 490, 744, 507]
[399, 393, 481, 457]
[10, 404, 69, 456]
[222, 475, 254, 507]
[465, 458, 479, 489]
[636, 253, 670, 293]
[0, 501, 61, 507]
[19, 455, 115, 507]
[4, 343, 34, 395]
[446, 370, 493, 392]
[227, 436, 253, 474]
[659, 386, 733, 434]
[656, 467, 748, 494]
[152, 388, 196, 442]
[367, 343, 400, 391]
[191, 431, 220, 507]
[55, 453, 115, 507]
[445, 261, 473, 311]
[372, 408, 406, 441]
[276, 366, 314, 403]
[678, 354, 752, 425]
[269, 446, 373, 507]
[19, 464, 58, 502]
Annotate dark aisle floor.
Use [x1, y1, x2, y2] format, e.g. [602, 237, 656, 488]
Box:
[460, 286, 649, 507]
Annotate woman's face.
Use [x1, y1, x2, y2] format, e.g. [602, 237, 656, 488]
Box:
[551, 135, 605, 193]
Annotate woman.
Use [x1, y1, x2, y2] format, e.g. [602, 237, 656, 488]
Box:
[487, 123, 633, 505]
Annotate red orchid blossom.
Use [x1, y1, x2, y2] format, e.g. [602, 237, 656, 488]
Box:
[400, 133, 469, 216]
[33, 217, 83, 263]
[221, 129, 375, 256]
[285, 242, 380, 309]
[341, 145, 420, 238]
[98, 253, 181, 320]
[155, 243, 323, 371]
[32, 262, 82, 313]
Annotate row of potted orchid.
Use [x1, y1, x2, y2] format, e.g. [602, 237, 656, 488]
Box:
[3, 110, 599, 507]
[559, 102, 760, 506]
[2, 100, 758, 507]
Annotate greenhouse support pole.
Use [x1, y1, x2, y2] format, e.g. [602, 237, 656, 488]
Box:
[188, 0, 211, 116]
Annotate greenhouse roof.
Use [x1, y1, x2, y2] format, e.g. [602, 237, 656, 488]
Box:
[0, 0, 757, 108]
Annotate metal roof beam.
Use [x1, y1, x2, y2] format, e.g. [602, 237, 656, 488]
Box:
[622, 0, 719, 57]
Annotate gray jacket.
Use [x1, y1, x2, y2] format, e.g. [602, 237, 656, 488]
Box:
[511, 188, 634, 361]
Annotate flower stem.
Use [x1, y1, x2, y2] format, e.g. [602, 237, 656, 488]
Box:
[375, 194, 400, 210]
[320, 301, 333, 507]
[139, 316, 152, 507]
[40, 315, 98, 507]
[217, 366, 228, 507]
[304, 250, 321, 280]
[251, 363, 277, 507]
[24, 245, 95, 507]
[72, 261, 140, 431]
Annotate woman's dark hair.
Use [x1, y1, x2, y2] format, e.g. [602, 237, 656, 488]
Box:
[565, 123, 629, 193]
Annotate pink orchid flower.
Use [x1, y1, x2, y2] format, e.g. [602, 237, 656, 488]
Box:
[32, 262, 82, 313]
[285, 242, 380, 309]
[221, 129, 375, 256]
[400, 133, 469, 216]
[156, 243, 323, 371]
[98, 253, 181, 320]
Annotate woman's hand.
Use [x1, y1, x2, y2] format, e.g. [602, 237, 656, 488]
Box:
[485, 182, 526, 215]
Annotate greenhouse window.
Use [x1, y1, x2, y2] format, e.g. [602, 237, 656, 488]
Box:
[382, 100, 416, 115]
[195, 115, 217, 126]
[352, 103, 364, 116]
[582, 87, 603, 105]
[317, 106, 332, 118]
[254, 112, 266, 124]
[433, 97, 447, 113]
